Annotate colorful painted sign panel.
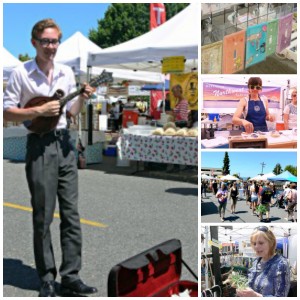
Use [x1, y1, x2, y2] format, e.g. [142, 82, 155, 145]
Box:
[201, 41, 223, 74]
[277, 13, 293, 53]
[222, 30, 246, 74]
[245, 22, 268, 68]
[266, 19, 279, 56]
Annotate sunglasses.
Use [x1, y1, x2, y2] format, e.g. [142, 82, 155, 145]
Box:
[255, 226, 269, 232]
[35, 38, 60, 47]
[292, 94, 297, 97]
[249, 85, 262, 90]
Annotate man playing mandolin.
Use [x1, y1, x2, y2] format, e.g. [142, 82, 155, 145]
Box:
[4, 19, 98, 297]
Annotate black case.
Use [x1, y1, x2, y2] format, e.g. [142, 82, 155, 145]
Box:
[107, 239, 198, 297]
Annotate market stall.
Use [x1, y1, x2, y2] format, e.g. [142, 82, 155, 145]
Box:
[87, 3, 198, 73]
[201, 74, 297, 149]
[201, 225, 297, 297]
[3, 47, 22, 81]
[120, 127, 198, 166]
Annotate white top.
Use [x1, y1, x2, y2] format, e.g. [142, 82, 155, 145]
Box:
[3, 59, 78, 130]
[283, 103, 297, 129]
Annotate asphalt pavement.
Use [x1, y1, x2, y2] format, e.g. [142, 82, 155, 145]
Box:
[3, 157, 198, 297]
[201, 191, 294, 223]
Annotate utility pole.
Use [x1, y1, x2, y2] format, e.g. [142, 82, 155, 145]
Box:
[260, 162, 266, 175]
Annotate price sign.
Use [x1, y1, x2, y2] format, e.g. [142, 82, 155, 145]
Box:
[162, 56, 185, 74]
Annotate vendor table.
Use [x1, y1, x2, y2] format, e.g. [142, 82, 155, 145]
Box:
[201, 130, 297, 149]
[120, 133, 198, 166]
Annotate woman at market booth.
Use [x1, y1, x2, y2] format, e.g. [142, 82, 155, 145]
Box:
[232, 77, 275, 133]
[170, 84, 189, 127]
[283, 87, 297, 130]
[236, 226, 290, 297]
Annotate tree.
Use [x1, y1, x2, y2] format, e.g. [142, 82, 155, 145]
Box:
[89, 3, 188, 48]
[273, 163, 283, 175]
[222, 152, 230, 175]
[18, 53, 32, 62]
[232, 173, 240, 179]
[284, 165, 297, 176]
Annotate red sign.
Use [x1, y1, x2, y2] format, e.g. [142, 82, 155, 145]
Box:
[150, 91, 163, 119]
[150, 3, 166, 30]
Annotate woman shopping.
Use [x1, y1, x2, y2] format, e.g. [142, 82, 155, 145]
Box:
[216, 183, 228, 222]
[236, 226, 290, 297]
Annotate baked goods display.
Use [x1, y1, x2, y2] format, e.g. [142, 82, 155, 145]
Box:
[151, 122, 198, 137]
[163, 122, 177, 131]
[270, 131, 280, 138]
[152, 128, 164, 135]
[186, 128, 198, 137]
[163, 128, 177, 136]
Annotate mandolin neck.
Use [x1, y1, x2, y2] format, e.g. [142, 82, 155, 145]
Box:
[59, 87, 85, 108]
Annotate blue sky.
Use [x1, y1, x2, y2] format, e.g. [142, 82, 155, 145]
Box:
[201, 151, 297, 178]
[3, 3, 111, 58]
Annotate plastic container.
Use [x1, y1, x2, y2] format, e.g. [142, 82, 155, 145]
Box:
[208, 113, 220, 122]
[275, 121, 285, 131]
[103, 145, 117, 156]
[122, 111, 139, 128]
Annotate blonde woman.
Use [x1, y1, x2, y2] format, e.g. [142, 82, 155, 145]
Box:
[283, 87, 297, 130]
[237, 227, 290, 297]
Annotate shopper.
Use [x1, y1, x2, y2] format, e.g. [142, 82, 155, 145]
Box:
[229, 182, 238, 214]
[250, 181, 259, 216]
[216, 183, 228, 222]
[236, 226, 290, 297]
[258, 181, 273, 222]
[285, 183, 297, 222]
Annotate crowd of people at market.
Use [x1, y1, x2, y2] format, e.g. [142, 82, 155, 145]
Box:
[201, 179, 297, 223]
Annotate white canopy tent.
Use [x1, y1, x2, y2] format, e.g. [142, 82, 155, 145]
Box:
[55, 31, 163, 84]
[87, 3, 199, 73]
[220, 174, 239, 181]
[201, 174, 214, 180]
[249, 175, 264, 181]
[3, 47, 22, 81]
[261, 172, 276, 181]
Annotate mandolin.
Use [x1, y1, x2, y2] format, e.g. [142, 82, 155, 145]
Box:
[23, 70, 113, 134]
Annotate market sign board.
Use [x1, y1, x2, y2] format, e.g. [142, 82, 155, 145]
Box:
[162, 56, 185, 74]
[203, 82, 281, 109]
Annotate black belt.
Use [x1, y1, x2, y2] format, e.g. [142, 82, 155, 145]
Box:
[29, 129, 69, 137]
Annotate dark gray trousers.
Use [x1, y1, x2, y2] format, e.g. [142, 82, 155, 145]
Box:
[25, 131, 82, 284]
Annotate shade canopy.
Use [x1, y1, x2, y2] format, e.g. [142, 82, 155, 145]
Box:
[249, 175, 264, 181]
[55, 31, 163, 83]
[220, 174, 239, 181]
[201, 174, 214, 180]
[87, 3, 198, 73]
[267, 170, 297, 182]
[3, 47, 22, 81]
[250, 172, 275, 181]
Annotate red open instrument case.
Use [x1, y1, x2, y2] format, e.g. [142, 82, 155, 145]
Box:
[107, 239, 198, 297]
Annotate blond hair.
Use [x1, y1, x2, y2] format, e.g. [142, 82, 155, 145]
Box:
[250, 229, 276, 257]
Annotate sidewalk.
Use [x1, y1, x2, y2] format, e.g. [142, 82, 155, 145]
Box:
[201, 192, 294, 223]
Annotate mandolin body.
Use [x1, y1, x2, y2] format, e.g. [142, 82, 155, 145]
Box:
[23, 70, 113, 134]
[24, 90, 65, 134]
